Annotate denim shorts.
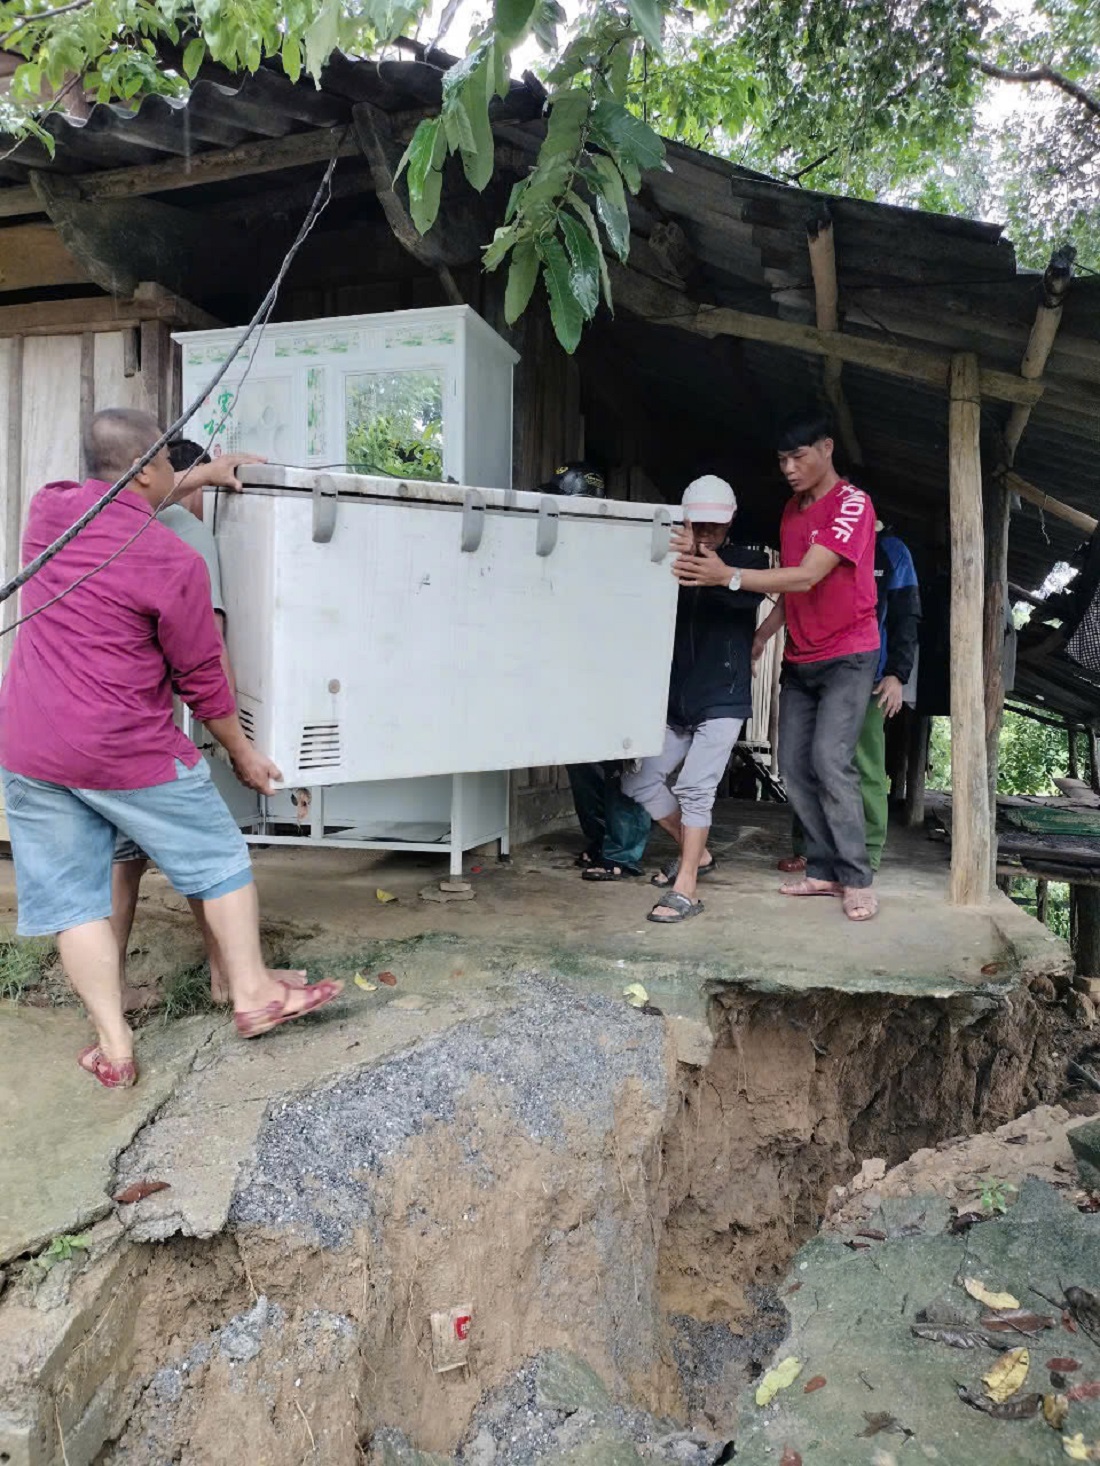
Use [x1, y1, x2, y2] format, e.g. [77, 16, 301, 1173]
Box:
[1, 758, 252, 936]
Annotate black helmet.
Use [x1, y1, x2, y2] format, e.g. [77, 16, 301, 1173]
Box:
[540, 461, 605, 497]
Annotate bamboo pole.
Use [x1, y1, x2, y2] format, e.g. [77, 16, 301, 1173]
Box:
[948, 352, 992, 904]
[1090, 728, 1100, 795]
[1003, 245, 1075, 463]
[983, 477, 1010, 843]
[806, 213, 863, 465]
[904, 715, 930, 828]
[1069, 723, 1080, 780]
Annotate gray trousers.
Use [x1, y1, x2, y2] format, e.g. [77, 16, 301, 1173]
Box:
[622, 718, 743, 829]
[778, 651, 878, 889]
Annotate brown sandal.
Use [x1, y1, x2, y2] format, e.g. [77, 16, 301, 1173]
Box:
[234, 978, 343, 1039]
[843, 888, 879, 922]
[779, 878, 842, 897]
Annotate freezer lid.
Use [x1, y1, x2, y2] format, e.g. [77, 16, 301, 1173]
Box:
[235, 464, 683, 524]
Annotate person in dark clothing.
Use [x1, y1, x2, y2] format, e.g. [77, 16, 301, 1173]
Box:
[623, 477, 766, 922]
[779, 525, 921, 872]
[541, 462, 654, 881]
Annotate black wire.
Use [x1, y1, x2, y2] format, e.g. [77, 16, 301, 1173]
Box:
[0, 135, 343, 630]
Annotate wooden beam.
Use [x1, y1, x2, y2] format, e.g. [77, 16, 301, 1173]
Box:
[983, 477, 1011, 842]
[948, 351, 992, 904]
[0, 185, 40, 220]
[0, 220, 90, 291]
[1003, 469, 1098, 538]
[639, 294, 1045, 405]
[1003, 245, 1075, 463]
[0, 282, 220, 338]
[806, 212, 863, 464]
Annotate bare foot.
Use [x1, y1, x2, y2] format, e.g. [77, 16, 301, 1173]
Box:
[211, 967, 308, 1006]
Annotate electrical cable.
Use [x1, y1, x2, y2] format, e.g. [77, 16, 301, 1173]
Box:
[0, 135, 342, 634]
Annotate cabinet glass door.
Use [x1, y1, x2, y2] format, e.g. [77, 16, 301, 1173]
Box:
[344, 369, 444, 481]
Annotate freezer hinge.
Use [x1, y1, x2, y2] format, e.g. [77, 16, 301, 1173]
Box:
[461, 488, 486, 552]
[536, 496, 560, 557]
[312, 474, 338, 544]
[651, 506, 672, 563]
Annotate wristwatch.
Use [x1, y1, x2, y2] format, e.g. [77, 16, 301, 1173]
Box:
[727, 568, 743, 592]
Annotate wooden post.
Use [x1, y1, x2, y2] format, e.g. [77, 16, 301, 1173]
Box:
[806, 211, 863, 466]
[1036, 878, 1049, 926]
[948, 352, 991, 904]
[1069, 723, 1080, 781]
[1072, 884, 1100, 976]
[983, 477, 1010, 860]
[1089, 729, 1100, 796]
[905, 714, 930, 828]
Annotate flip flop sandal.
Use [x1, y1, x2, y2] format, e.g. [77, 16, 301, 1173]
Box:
[843, 889, 879, 922]
[583, 862, 643, 882]
[78, 1044, 138, 1089]
[779, 879, 843, 897]
[651, 855, 718, 887]
[647, 891, 704, 924]
[574, 849, 600, 869]
[235, 978, 344, 1040]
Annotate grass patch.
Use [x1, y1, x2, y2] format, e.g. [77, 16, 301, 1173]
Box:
[160, 962, 217, 1020]
[0, 934, 56, 1001]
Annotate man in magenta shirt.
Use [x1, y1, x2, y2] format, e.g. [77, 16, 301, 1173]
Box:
[0, 408, 342, 1088]
[671, 410, 880, 920]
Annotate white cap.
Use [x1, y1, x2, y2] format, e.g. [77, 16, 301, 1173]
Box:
[682, 475, 737, 524]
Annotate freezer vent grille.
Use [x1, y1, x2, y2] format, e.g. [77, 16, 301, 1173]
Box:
[299, 722, 342, 770]
[238, 705, 256, 743]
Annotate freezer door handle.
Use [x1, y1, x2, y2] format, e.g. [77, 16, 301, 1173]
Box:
[651, 506, 672, 563]
[312, 474, 338, 544]
[461, 488, 486, 552]
[536, 496, 560, 557]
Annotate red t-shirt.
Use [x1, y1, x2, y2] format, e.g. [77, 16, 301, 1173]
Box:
[780, 479, 880, 664]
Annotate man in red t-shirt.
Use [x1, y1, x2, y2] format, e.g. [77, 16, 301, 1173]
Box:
[671, 411, 880, 920]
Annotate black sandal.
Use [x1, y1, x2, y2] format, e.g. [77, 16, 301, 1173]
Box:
[582, 861, 643, 882]
[651, 855, 718, 888]
[647, 891, 704, 923]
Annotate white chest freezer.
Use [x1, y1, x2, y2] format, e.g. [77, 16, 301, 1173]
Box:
[210, 466, 679, 788]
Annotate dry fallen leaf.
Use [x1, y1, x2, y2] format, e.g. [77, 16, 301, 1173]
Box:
[377, 971, 398, 987]
[981, 1310, 1055, 1333]
[1068, 1382, 1100, 1403]
[756, 1356, 802, 1406]
[804, 1376, 827, 1393]
[375, 888, 397, 904]
[113, 1180, 170, 1205]
[780, 1451, 802, 1466]
[1063, 1434, 1100, 1461]
[1045, 1394, 1071, 1430]
[981, 962, 1002, 975]
[353, 973, 377, 992]
[623, 982, 649, 1008]
[984, 1347, 1030, 1403]
[1049, 1358, 1081, 1373]
[965, 1277, 1021, 1310]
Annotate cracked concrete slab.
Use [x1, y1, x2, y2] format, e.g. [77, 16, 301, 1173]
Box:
[0, 1008, 217, 1263]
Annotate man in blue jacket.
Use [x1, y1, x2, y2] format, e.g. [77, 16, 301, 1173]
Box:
[623, 477, 767, 922]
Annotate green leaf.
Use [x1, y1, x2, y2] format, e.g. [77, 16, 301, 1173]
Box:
[281, 36, 302, 83]
[589, 98, 666, 183]
[559, 211, 600, 318]
[494, 0, 539, 42]
[304, 0, 340, 81]
[182, 37, 206, 80]
[396, 118, 445, 234]
[542, 87, 591, 158]
[442, 95, 476, 155]
[539, 236, 584, 354]
[625, 0, 664, 52]
[567, 192, 613, 310]
[504, 178, 526, 223]
[457, 52, 495, 192]
[587, 155, 631, 261]
[504, 239, 539, 323]
[483, 221, 522, 270]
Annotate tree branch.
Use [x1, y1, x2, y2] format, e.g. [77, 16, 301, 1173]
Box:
[0, 0, 97, 48]
[975, 56, 1100, 121]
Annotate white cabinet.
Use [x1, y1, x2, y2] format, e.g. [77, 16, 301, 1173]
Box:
[175, 305, 518, 489]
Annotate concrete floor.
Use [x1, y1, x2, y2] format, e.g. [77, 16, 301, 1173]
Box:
[0, 800, 1070, 1266]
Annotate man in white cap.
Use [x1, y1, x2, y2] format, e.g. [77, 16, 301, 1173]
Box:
[623, 477, 766, 922]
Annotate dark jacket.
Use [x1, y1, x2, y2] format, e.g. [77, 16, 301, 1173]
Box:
[668, 541, 768, 726]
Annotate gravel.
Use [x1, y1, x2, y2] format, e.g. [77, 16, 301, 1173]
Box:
[230, 977, 668, 1247]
